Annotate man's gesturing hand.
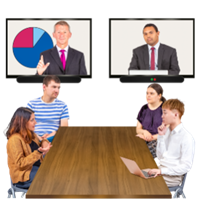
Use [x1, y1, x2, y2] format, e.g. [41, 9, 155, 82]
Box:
[37, 55, 50, 75]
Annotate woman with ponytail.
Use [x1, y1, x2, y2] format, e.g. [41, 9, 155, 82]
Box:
[136, 83, 166, 158]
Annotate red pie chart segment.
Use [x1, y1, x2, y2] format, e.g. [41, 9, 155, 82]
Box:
[13, 27, 33, 48]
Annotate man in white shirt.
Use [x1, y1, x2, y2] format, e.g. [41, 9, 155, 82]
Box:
[148, 99, 195, 187]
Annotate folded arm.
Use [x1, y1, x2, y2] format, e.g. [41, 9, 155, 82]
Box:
[136, 121, 149, 135]
[136, 121, 153, 141]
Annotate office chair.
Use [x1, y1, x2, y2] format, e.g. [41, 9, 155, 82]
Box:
[8, 178, 28, 198]
[168, 173, 187, 198]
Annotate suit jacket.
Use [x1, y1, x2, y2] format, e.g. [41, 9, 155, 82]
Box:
[7, 133, 44, 184]
[129, 43, 180, 75]
[37, 46, 87, 75]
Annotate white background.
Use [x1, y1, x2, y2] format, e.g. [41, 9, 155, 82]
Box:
[7, 19, 91, 75]
[111, 20, 193, 75]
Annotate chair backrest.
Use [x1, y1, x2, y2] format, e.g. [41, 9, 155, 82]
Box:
[180, 173, 187, 189]
[168, 173, 187, 192]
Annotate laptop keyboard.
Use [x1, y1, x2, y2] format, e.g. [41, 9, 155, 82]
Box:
[142, 170, 154, 178]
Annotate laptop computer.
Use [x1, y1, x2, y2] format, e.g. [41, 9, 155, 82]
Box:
[120, 157, 155, 179]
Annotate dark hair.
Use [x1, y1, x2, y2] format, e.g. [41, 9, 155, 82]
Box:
[43, 75, 60, 86]
[148, 83, 166, 102]
[5, 107, 35, 143]
[143, 23, 159, 32]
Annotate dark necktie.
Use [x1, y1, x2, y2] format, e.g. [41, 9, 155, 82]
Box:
[60, 50, 66, 70]
[151, 47, 155, 70]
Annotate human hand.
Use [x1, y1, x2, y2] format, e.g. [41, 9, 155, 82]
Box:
[37, 135, 43, 141]
[38, 142, 52, 155]
[40, 140, 49, 148]
[136, 133, 153, 142]
[41, 133, 49, 139]
[136, 134, 145, 140]
[157, 124, 168, 136]
[148, 169, 161, 178]
[36, 55, 50, 75]
[143, 130, 153, 141]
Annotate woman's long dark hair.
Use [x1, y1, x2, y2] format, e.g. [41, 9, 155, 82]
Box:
[148, 83, 166, 102]
[5, 107, 35, 143]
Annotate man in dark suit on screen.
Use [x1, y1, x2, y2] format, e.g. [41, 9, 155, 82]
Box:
[36, 21, 87, 75]
[128, 24, 180, 75]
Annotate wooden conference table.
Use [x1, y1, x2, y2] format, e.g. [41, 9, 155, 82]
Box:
[26, 127, 171, 198]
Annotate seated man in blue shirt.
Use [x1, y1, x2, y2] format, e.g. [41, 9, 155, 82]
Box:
[148, 99, 195, 187]
[27, 75, 69, 142]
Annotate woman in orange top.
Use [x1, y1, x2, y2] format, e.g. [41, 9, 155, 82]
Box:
[6, 107, 52, 189]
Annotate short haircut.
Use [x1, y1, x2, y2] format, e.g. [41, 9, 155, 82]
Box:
[43, 75, 60, 86]
[143, 23, 159, 33]
[54, 21, 70, 32]
[162, 99, 184, 119]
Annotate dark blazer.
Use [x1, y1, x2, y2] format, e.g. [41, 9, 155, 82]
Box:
[129, 43, 180, 75]
[37, 46, 87, 75]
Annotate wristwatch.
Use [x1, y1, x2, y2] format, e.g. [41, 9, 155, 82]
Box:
[37, 149, 42, 154]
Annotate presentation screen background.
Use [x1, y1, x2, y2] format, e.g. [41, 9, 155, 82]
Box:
[110, 19, 194, 78]
[6, 19, 92, 78]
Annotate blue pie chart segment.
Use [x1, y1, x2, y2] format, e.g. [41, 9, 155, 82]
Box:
[13, 28, 53, 68]
[33, 28, 45, 46]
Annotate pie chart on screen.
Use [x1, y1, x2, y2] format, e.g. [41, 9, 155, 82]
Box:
[13, 27, 53, 68]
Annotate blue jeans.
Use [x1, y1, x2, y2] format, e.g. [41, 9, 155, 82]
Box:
[14, 166, 39, 189]
[46, 135, 54, 143]
[39, 135, 54, 143]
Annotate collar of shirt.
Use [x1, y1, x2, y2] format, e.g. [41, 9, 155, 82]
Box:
[170, 123, 183, 135]
[40, 97, 56, 104]
[56, 45, 69, 54]
[148, 41, 160, 52]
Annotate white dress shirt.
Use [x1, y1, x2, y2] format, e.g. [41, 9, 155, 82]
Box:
[56, 45, 69, 61]
[157, 123, 195, 176]
[148, 42, 160, 70]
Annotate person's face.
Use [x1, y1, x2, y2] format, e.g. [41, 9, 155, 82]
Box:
[27, 113, 36, 132]
[143, 26, 160, 46]
[43, 80, 60, 99]
[53, 25, 72, 47]
[162, 108, 177, 125]
[146, 87, 161, 104]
